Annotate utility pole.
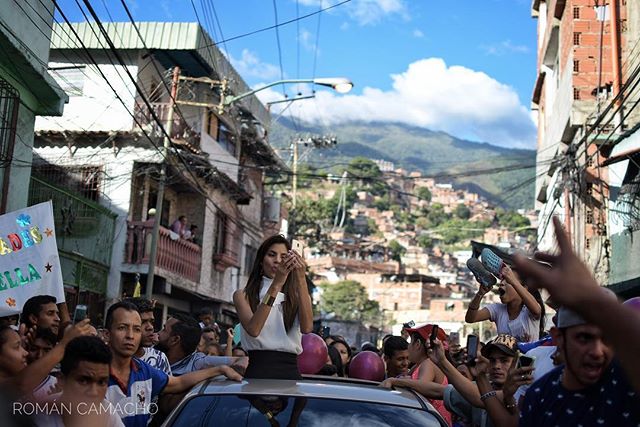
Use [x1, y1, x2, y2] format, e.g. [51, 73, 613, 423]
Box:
[290, 135, 337, 209]
[146, 66, 180, 299]
[293, 139, 299, 208]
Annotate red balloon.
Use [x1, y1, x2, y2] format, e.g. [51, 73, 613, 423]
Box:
[623, 297, 640, 312]
[348, 351, 385, 382]
[298, 333, 328, 374]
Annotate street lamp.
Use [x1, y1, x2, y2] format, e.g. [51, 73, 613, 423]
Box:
[221, 77, 354, 111]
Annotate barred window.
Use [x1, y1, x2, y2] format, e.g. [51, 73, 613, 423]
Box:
[573, 32, 581, 45]
[213, 212, 228, 255]
[573, 7, 580, 19]
[32, 164, 103, 201]
[0, 77, 19, 213]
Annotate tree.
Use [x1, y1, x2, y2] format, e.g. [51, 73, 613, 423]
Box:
[455, 204, 471, 220]
[417, 234, 433, 249]
[345, 157, 387, 196]
[416, 186, 432, 202]
[319, 280, 382, 324]
[388, 239, 406, 262]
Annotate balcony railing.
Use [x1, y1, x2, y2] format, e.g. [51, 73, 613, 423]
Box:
[133, 102, 201, 151]
[125, 220, 201, 283]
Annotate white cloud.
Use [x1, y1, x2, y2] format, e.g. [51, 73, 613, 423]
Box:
[260, 58, 536, 148]
[299, 29, 318, 52]
[481, 40, 530, 56]
[298, 0, 408, 25]
[413, 29, 424, 38]
[228, 49, 281, 80]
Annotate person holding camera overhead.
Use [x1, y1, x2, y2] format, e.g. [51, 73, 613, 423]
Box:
[233, 235, 314, 380]
[465, 251, 543, 343]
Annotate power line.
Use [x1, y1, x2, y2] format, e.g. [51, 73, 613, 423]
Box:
[272, 0, 286, 95]
[199, 0, 352, 48]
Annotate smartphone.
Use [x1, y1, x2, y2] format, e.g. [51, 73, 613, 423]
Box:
[466, 334, 479, 366]
[292, 239, 304, 255]
[449, 331, 460, 345]
[429, 325, 439, 347]
[322, 326, 331, 337]
[517, 354, 536, 369]
[73, 305, 88, 323]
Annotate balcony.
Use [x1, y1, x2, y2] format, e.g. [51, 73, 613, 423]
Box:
[133, 102, 201, 152]
[125, 220, 201, 283]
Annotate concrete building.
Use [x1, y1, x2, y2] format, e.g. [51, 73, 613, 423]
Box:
[34, 22, 288, 324]
[0, 1, 67, 213]
[531, 0, 631, 286]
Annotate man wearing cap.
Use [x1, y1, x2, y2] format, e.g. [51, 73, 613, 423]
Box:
[426, 334, 519, 427]
[519, 305, 640, 426]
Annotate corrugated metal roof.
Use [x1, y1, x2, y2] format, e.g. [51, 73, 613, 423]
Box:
[51, 22, 270, 126]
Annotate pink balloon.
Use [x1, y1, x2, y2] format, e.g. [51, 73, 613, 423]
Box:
[298, 333, 328, 374]
[348, 351, 385, 382]
[623, 297, 640, 312]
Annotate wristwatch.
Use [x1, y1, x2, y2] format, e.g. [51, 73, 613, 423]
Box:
[261, 293, 276, 307]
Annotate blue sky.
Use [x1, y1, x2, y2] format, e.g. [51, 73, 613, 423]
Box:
[55, 0, 539, 148]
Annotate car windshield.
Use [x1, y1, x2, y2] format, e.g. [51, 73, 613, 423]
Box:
[170, 394, 443, 427]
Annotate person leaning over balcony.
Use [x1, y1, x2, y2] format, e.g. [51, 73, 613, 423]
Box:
[233, 235, 314, 380]
[170, 215, 187, 238]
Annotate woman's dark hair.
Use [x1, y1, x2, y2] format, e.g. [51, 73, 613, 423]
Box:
[244, 235, 299, 332]
[327, 345, 344, 377]
[329, 338, 352, 360]
[511, 266, 546, 337]
[0, 325, 14, 347]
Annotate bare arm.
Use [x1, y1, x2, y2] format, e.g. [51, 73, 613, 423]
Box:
[502, 265, 541, 319]
[514, 216, 640, 393]
[292, 252, 313, 334]
[429, 339, 484, 408]
[163, 365, 241, 394]
[477, 373, 519, 427]
[380, 377, 445, 399]
[4, 320, 92, 397]
[465, 290, 491, 323]
[225, 328, 234, 357]
[233, 256, 296, 337]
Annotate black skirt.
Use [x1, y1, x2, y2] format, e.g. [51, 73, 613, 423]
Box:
[245, 350, 302, 380]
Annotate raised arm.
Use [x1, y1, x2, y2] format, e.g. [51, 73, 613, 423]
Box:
[291, 252, 313, 334]
[465, 287, 492, 323]
[233, 256, 296, 337]
[6, 320, 92, 397]
[501, 265, 541, 319]
[380, 377, 445, 399]
[514, 216, 640, 393]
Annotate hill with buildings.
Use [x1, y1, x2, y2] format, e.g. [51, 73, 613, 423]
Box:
[269, 119, 536, 209]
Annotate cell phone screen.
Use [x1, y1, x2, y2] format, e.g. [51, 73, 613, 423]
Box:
[466, 334, 479, 366]
[73, 305, 88, 323]
[518, 355, 535, 368]
[323, 326, 330, 337]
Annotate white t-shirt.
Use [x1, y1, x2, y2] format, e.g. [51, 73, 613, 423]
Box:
[140, 347, 172, 375]
[240, 277, 302, 355]
[485, 303, 540, 342]
[513, 345, 558, 402]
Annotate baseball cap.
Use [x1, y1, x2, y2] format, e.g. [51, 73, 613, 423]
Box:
[557, 287, 618, 329]
[405, 324, 449, 346]
[481, 334, 518, 358]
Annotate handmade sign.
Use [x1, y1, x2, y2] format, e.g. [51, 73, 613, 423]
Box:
[0, 201, 65, 316]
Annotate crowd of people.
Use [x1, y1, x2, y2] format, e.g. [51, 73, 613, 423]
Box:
[0, 216, 639, 426]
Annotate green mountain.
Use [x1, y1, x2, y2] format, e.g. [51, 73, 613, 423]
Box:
[269, 119, 536, 209]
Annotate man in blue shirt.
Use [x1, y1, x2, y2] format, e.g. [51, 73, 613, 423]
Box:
[520, 304, 640, 426]
[104, 302, 241, 427]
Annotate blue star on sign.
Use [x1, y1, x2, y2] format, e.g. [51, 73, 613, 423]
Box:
[16, 214, 32, 227]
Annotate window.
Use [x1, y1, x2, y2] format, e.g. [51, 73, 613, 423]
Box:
[244, 244, 257, 275]
[573, 32, 581, 45]
[573, 87, 581, 100]
[213, 212, 228, 255]
[573, 6, 580, 19]
[393, 302, 398, 311]
[217, 123, 237, 157]
[573, 60, 580, 73]
[586, 210, 594, 224]
[32, 164, 103, 201]
[586, 238, 590, 249]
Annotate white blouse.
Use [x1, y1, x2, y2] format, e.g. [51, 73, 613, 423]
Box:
[240, 276, 302, 355]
